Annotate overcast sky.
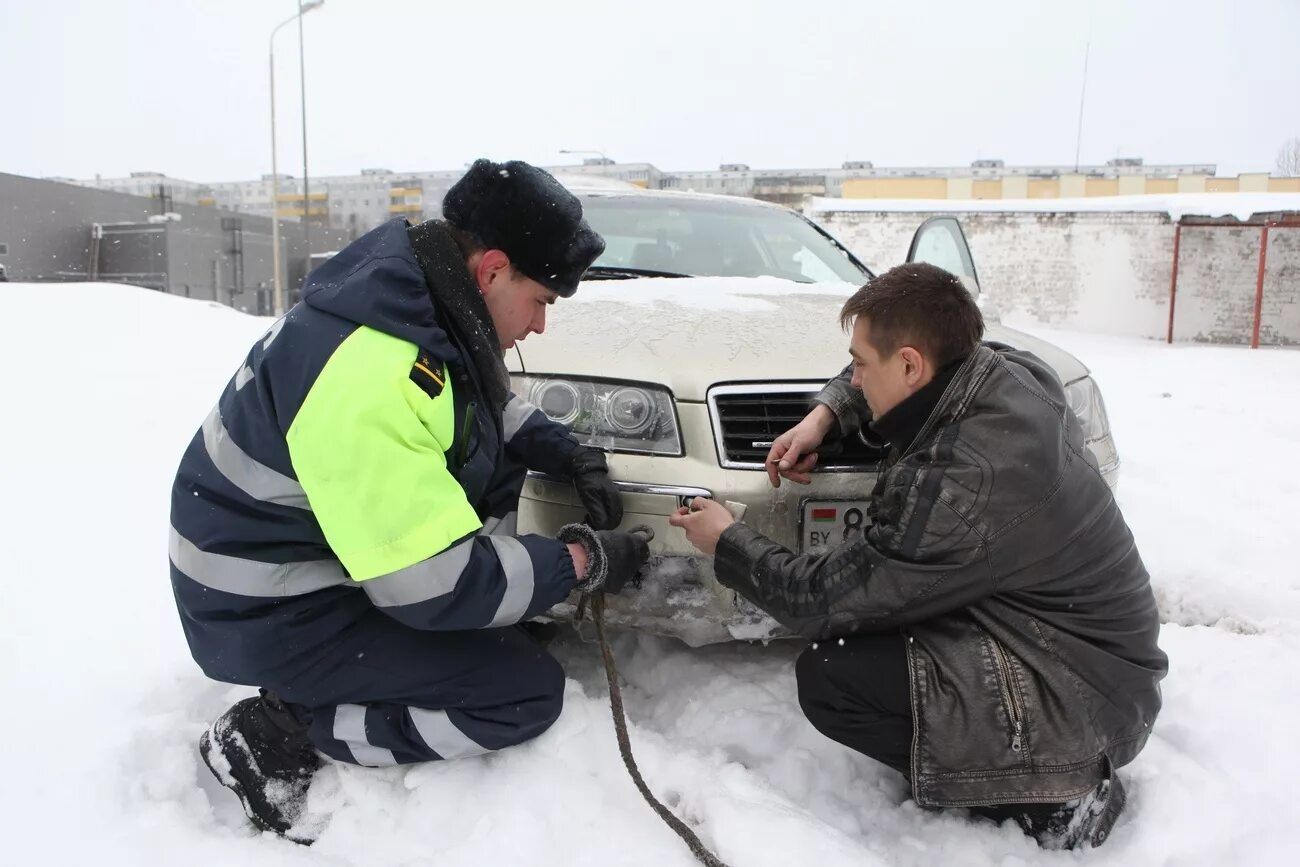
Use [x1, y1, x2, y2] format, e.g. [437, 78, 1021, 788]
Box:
[3, 0, 1296, 182]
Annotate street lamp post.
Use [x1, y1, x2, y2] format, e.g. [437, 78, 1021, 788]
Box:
[268, 0, 324, 317]
[298, 0, 314, 262]
[559, 148, 612, 164]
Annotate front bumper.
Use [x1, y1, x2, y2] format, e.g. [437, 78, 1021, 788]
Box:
[520, 401, 1122, 645]
[519, 402, 878, 645]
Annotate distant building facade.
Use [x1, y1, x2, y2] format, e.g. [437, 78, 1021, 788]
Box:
[2, 173, 347, 314]
[70, 157, 1300, 237]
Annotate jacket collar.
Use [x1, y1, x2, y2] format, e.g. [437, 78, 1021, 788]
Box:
[871, 356, 967, 454]
[878, 344, 1000, 460]
[407, 221, 511, 413]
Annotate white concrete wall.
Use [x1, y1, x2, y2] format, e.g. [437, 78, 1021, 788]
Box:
[813, 209, 1300, 345]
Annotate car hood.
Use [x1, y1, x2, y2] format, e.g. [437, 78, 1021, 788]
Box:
[514, 277, 1088, 401]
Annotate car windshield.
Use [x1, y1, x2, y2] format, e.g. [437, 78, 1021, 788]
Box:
[579, 193, 868, 284]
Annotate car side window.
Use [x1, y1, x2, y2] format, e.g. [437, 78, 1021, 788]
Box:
[906, 216, 981, 294]
[912, 229, 966, 276]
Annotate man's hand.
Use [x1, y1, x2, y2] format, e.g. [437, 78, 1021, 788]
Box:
[668, 497, 737, 557]
[565, 543, 588, 579]
[765, 404, 837, 488]
[569, 447, 624, 530]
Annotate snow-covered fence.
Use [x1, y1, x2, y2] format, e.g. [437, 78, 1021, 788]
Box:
[809, 194, 1300, 345]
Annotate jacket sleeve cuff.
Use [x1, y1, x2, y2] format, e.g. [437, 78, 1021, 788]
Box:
[814, 374, 870, 437]
[528, 535, 580, 617]
[714, 523, 769, 592]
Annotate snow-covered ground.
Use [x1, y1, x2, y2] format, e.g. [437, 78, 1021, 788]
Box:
[2, 282, 1298, 866]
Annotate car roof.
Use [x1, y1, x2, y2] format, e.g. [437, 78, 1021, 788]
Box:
[556, 176, 795, 213]
[550, 173, 642, 193]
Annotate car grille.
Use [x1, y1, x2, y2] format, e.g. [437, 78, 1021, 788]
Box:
[709, 385, 888, 469]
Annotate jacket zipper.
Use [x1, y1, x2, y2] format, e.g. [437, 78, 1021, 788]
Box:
[990, 637, 1025, 754]
[455, 401, 477, 471]
[903, 632, 922, 789]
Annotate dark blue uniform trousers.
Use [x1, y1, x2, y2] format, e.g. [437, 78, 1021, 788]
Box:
[268, 611, 565, 767]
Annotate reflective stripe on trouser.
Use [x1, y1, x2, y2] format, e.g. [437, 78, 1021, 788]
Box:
[273, 611, 566, 767]
[323, 703, 493, 766]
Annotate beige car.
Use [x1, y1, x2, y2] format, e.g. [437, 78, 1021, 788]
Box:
[510, 183, 1119, 645]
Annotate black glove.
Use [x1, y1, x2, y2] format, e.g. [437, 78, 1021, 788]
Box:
[596, 527, 654, 593]
[557, 524, 654, 594]
[569, 447, 623, 531]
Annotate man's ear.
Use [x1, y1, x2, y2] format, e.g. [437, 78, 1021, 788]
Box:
[899, 346, 928, 387]
[473, 249, 512, 294]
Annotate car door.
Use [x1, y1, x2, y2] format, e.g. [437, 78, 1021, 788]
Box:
[906, 216, 981, 295]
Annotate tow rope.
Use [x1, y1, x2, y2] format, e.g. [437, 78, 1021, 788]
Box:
[579, 591, 734, 867]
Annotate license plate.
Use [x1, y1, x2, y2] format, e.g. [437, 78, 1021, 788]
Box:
[801, 499, 872, 554]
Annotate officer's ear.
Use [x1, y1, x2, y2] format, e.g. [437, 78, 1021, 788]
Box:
[473, 249, 513, 296]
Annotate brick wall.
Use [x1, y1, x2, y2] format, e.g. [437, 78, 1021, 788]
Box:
[1175, 224, 1300, 345]
[813, 208, 1300, 345]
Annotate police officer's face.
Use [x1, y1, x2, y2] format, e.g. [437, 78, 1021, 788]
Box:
[476, 250, 558, 351]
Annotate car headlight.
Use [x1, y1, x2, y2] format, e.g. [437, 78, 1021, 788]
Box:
[1064, 376, 1113, 444]
[511, 375, 683, 456]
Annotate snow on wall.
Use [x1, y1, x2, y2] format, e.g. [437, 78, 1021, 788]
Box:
[813, 208, 1300, 345]
[806, 192, 1300, 221]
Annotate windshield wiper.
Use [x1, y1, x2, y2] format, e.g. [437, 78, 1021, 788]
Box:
[583, 265, 692, 280]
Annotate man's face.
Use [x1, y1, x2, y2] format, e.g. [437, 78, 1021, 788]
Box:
[474, 250, 559, 351]
[848, 317, 927, 418]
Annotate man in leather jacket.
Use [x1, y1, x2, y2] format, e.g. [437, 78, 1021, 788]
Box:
[670, 263, 1167, 849]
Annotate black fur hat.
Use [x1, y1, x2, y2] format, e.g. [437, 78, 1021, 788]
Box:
[442, 159, 606, 297]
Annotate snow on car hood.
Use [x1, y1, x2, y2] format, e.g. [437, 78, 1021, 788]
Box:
[514, 277, 1088, 401]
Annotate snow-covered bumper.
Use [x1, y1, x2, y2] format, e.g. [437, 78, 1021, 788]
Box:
[519, 395, 1119, 645]
[518, 402, 883, 646]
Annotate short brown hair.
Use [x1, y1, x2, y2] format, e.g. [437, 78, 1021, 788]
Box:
[839, 263, 984, 366]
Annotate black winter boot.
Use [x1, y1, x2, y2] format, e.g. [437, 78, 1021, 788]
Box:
[199, 691, 322, 843]
[1015, 771, 1127, 850]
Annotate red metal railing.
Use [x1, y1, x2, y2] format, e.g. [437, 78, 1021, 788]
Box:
[1165, 222, 1182, 345]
